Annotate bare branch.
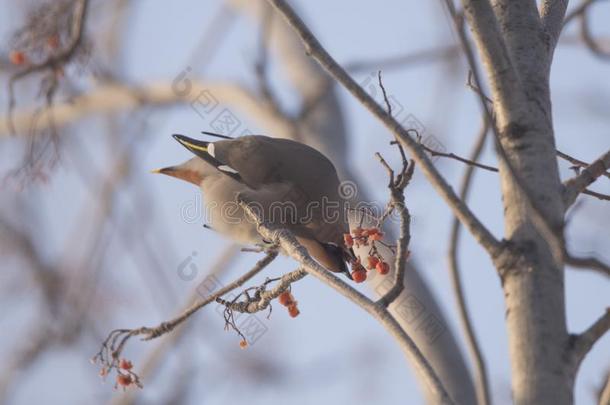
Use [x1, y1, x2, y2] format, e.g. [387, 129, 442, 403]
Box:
[563, 150, 610, 207]
[572, 309, 610, 365]
[216, 269, 307, 315]
[345, 45, 461, 73]
[0, 81, 292, 137]
[563, 0, 596, 25]
[108, 244, 242, 405]
[455, 0, 524, 114]
[448, 118, 492, 405]
[266, 0, 503, 261]
[579, 4, 610, 60]
[582, 189, 610, 202]
[557, 149, 610, 180]
[372, 73, 415, 307]
[540, 0, 569, 54]
[239, 201, 455, 404]
[418, 141, 498, 172]
[565, 253, 610, 278]
[7, 0, 89, 133]
[375, 152, 414, 308]
[92, 249, 279, 380]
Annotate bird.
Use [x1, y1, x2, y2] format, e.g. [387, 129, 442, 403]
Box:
[152, 133, 353, 278]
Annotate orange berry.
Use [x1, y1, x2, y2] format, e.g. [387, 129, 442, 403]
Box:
[376, 261, 390, 275]
[9, 51, 26, 65]
[239, 339, 248, 349]
[351, 269, 367, 283]
[366, 255, 379, 270]
[287, 303, 300, 318]
[343, 233, 354, 247]
[119, 359, 133, 370]
[116, 374, 132, 387]
[278, 291, 294, 306]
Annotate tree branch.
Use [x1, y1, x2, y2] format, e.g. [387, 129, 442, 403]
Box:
[581, 189, 610, 202]
[564, 253, 610, 278]
[239, 201, 455, 404]
[457, 0, 526, 116]
[571, 309, 610, 365]
[7, 0, 90, 134]
[373, 72, 414, 308]
[418, 141, 498, 172]
[563, 150, 610, 207]
[265, 0, 503, 261]
[92, 249, 279, 379]
[374, 152, 414, 308]
[557, 149, 610, 180]
[540, 0, 569, 55]
[0, 81, 292, 137]
[216, 268, 307, 314]
[448, 118, 492, 405]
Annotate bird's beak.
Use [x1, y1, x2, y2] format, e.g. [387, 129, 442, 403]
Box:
[172, 134, 209, 160]
[150, 166, 175, 175]
[150, 165, 202, 185]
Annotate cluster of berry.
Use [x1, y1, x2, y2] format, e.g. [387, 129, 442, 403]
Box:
[8, 35, 61, 66]
[99, 359, 140, 390]
[344, 227, 390, 283]
[278, 291, 300, 318]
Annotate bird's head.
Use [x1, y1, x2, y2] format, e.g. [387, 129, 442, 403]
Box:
[152, 134, 239, 186]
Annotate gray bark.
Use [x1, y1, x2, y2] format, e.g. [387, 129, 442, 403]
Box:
[462, 1, 572, 403]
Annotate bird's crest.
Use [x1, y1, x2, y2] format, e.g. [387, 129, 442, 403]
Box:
[172, 134, 244, 184]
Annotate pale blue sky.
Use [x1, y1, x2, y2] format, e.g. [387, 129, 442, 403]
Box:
[1, 1, 609, 404]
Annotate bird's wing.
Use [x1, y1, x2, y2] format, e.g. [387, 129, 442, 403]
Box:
[214, 136, 350, 244]
[214, 136, 336, 192]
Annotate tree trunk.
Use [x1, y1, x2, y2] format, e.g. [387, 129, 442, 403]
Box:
[462, 1, 573, 403]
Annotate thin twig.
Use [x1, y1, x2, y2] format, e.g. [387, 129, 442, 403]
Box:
[396, 135, 500, 173]
[239, 201, 455, 404]
[557, 150, 610, 180]
[565, 253, 610, 278]
[216, 268, 307, 314]
[92, 249, 279, 377]
[582, 189, 610, 201]
[562, 0, 594, 26]
[579, 6, 610, 60]
[419, 141, 498, 172]
[7, 0, 89, 134]
[448, 118, 492, 405]
[571, 309, 610, 365]
[373, 73, 414, 307]
[564, 150, 610, 206]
